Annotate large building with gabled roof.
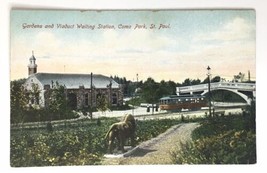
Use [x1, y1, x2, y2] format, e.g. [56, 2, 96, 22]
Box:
[24, 52, 123, 109]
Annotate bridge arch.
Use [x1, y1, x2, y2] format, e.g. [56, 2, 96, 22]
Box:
[202, 88, 251, 105]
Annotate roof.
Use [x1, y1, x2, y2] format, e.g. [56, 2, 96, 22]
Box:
[29, 55, 36, 61]
[29, 73, 120, 89]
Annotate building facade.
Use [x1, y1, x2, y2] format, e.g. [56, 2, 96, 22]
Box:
[24, 53, 123, 110]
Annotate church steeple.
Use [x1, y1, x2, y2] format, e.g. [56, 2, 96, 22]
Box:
[28, 51, 37, 76]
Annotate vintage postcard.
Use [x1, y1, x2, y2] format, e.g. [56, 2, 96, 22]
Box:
[10, 9, 256, 167]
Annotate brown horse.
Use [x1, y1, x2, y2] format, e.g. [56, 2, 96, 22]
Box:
[105, 114, 136, 154]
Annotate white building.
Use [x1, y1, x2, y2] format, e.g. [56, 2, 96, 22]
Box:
[24, 52, 123, 109]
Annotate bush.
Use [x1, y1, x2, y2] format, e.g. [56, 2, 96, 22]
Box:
[11, 108, 80, 123]
[171, 114, 256, 164]
[171, 130, 256, 164]
[11, 117, 182, 167]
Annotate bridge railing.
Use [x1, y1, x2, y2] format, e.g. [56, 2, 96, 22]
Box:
[177, 82, 255, 94]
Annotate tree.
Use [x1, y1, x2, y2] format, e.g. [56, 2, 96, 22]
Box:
[47, 81, 68, 120]
[211, 76, 221, 83]
[166, 80, 177, 95]
[111, 75, 135, 97]
[10, 79, 28, 123]
[157, 80, 177, 97]
[96, 93, 109, 116]
[182, 78, 192, 86]
[141, 77, 159, 104]
[30, 83, 41, 109]
[202, 76, 221, 84]
[181, 78, 201, 86]
[191, 79, 201, 85]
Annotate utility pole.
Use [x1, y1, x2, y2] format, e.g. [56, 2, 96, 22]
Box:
[132, 77, 134, 116]
[108, 80, 112, 107]
[207, 66, 212, 118]
[90, 72, 93, 119]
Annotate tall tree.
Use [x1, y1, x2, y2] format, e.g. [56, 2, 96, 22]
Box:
[181, 78, 201, 86]
[211, 76, 221, 82]
[167, 80, 178, 95]
[96, 93, 109, 116]
[30, 83, 41, 108]
[182, 78, 192, 86]
[47, 81, 68, 120]
[202, 76, 221, 84]
[10, 79, 28, 123]
[141, 77, 159, 104]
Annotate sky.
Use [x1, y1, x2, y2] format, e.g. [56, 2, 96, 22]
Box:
[10, 9, 256, 83]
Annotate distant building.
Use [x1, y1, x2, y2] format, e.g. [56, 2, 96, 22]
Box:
[24, 52, 123, 109]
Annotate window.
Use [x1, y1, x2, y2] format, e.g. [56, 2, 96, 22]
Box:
[85, 93, 89, 106]
[112, 93, 117, 105]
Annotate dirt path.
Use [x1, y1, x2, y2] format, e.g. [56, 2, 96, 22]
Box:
[101, 122, 199, 165]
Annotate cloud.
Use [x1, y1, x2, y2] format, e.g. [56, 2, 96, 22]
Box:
[194, 17, 255, 43]
[34, 32, 62, 52]
[26, 30, 174, 61]
[96, 29, 176, 55]
[10, 15, 255, 82]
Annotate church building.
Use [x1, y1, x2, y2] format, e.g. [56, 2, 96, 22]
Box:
[24, 52, 123, 110]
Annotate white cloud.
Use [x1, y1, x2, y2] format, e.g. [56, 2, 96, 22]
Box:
[96, 29, 175, 55]
[25, 29, 174, 61]
[33, 32, 62, 56]
[194, 17, 255, 43]
[10, 16, 255, 82]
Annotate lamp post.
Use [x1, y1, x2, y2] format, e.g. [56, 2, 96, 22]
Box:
[132, 73, 139, 116]
[207, 66, 212, 118]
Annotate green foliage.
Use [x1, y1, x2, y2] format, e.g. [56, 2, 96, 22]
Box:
[141, 78, 177, 104]
[11, 80, 79, 123]
[11, 79, 29, 124]
[141, 77, 159, 104]
[171, 113, 256, 164]
[171, 130, 255, 164]
[96, 94, 109, 113]
[10, 130, 103, 166]
[110, 75, 137, 97]
[10, 118, 115, 167]
[181, 78, 201, 86]
[243, 100, 256, 131]
[47, 81, 68, 119]
[19, 108, 79, 123]
[211, 76, 221, 83]
[11, 118, 182, 167]
[135, 119, 181, 143]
